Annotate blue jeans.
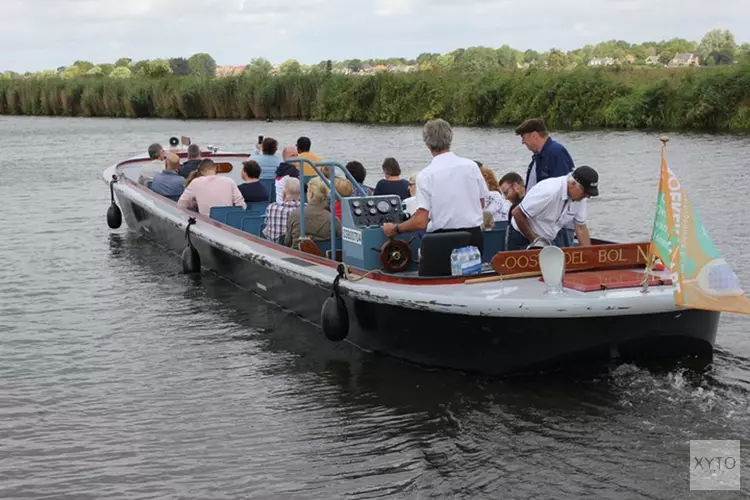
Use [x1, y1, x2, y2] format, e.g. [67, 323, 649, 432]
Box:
[554, 228, 576, 247]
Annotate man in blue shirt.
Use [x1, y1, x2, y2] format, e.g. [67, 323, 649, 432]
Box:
[515, 118, 576, 246]
[179, 144, 202, 178]
[151, 153, 186, 201]
[238, 160, 270, 202]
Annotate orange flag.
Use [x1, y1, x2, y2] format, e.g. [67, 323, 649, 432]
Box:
[657, 145, 750, 315]
[648, 144, 678, 269]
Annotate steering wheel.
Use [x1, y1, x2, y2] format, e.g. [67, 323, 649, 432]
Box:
[379, 239, 412, 273]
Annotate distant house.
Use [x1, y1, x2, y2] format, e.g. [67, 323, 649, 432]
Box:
[623, 55, 636, 64]
[215, 65, 246, 77]
[371, 64, 388, 72]
[668, 53, 700, 67]
[588, 57, 615, 67]
[645, 56, 661, 66]
[389, 64, 418, 73]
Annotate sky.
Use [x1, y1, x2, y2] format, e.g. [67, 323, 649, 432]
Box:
[2, 0, 748, 73]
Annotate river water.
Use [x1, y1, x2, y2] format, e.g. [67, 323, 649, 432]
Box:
[0, 116, 748, 499]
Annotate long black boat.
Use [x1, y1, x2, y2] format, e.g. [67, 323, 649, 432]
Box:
[102, 140, 719, 376]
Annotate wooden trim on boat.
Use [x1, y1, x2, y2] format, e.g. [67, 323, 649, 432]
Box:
[490, 242, 653, 276]
[215, 162, 233, 174]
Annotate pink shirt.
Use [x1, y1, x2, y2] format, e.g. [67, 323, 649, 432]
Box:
[177, 175, 247, 215]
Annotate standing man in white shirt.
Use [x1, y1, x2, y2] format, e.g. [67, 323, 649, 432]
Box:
[507, 166, 599, 250]
[382, 119, 489, 252]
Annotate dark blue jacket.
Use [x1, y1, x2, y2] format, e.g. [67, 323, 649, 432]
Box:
[179, 159, 201, 179]
[275, 162, 300, 179]
[525, 137, 574, 188]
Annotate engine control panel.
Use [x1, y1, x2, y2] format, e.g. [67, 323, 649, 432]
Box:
[346, 196, 405, 227]
[340, 195, 417, 272]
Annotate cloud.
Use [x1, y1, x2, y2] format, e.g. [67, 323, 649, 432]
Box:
[374, 0, 416, 17]
[1, 0, 748, 72]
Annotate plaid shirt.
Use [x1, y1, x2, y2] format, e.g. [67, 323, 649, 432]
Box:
[263, 200, 300, 241]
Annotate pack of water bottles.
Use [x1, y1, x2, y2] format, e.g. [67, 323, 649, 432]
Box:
[450, 246, 482, 276]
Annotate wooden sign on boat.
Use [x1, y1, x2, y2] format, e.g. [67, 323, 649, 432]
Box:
[490, 242, 654, 276]
[215, 162, 233, 174]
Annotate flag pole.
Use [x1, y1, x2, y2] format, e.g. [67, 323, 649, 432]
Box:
[641, 135, 669, 294]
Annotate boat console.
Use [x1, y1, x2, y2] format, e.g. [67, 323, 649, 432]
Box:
[340, 195, 420, 272]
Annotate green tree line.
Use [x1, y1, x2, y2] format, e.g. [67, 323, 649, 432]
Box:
[2, 64, 749, 131]
[2, 29, 748, 81]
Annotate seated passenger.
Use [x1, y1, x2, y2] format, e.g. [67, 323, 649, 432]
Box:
[150, 153, 185, 200]
[479, 166, 511, 222]
[185, 168, 202, 188]
[238, 160, 270, 203]
[402, 173, 418, 217]
[249, 137, 283, 172]
[382, 119, 489, 253]
[179, 144, 202, 178]
[176, 159, 246, 215]
[333, 177, 354, 219]
[345, 161, 373, 196]
[374, 157, 410, 199]
[282, 145, 299, 161]
[507, 166, 598, 250]
[138, 143, 166, 186]
[285, 177, 342, 249]
[263, 177, 301, 244]
[296, 136, 323, 178]
[274, 146, 301, 203]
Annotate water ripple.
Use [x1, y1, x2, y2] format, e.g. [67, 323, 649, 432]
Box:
[0, 117, 748, 499]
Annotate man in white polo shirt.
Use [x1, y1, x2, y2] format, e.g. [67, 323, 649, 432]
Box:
[507, 165, 599, 251]
[382, 119, 489, 252]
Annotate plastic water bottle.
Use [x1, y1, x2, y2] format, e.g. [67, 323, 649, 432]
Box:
[472, 246, 482, 273]
[450, 247, 462, 276]
[462, 245, 482, 276]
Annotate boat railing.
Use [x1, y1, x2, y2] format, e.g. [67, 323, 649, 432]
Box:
[284, 158, 365, 259]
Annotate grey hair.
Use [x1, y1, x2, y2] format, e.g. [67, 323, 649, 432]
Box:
[422, 119, 453, 152]
[284, 176, 301, 196]
[187, 144, 200, 158]
[147, 143, 163, 159]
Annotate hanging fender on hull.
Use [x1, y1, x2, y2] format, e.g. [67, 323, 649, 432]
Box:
[106, 175, 123, 229]
[181, 217, 202, 274]
[321, 265, 349, 341]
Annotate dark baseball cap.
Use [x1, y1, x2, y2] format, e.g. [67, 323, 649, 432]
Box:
[572, 166, 599, 197]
